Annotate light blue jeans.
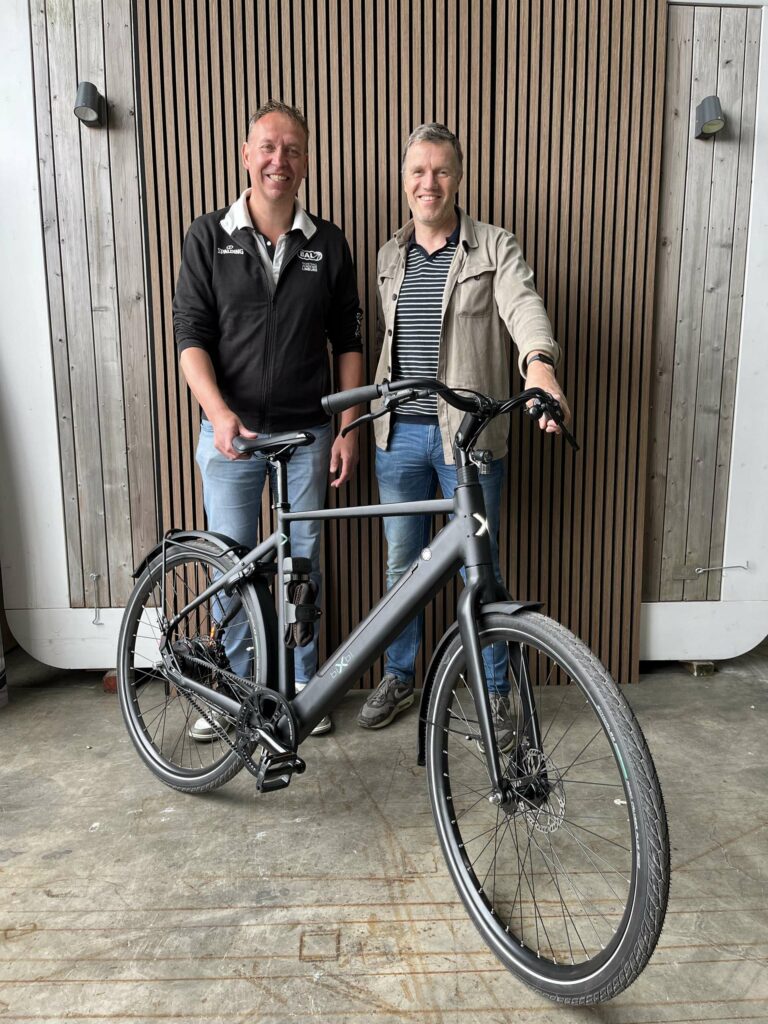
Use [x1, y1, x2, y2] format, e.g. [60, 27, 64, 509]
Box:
[196, 420, 331, 682]
[375, 419, 509, 694]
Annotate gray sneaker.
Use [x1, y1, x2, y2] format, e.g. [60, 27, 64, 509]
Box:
[358, 674, 414, 729]
[476, 693, 516, 754]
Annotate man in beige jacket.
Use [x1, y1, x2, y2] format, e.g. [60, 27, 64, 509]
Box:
[358, 123, 569, 741]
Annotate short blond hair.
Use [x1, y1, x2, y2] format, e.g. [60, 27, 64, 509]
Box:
[247, 100, 309, 146]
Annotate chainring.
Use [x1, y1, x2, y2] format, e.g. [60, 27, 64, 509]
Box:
[235, 688, 298, 777]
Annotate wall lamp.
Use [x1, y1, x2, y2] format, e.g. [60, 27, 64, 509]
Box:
[74, 81, 106, 127]
[695, 96, 725, 139]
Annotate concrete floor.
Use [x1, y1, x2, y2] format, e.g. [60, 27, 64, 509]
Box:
[0, 642, 766, 1024]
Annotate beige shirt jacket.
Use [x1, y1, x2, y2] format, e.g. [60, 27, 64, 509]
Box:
[372, 208, 561, 464]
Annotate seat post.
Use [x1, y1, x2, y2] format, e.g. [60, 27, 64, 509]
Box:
[271, 451, 295, 699]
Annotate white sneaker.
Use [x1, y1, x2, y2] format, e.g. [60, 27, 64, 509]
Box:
[295, 682, 333, 736]
[188, 713, 231, 742]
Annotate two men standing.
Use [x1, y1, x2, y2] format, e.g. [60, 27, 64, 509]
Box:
[173, 105, 568, 740]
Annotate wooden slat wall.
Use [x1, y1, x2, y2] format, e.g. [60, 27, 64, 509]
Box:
[643, 5, 760, 604]
[29, 0, 157, 609]
[135, 0, 666, 685]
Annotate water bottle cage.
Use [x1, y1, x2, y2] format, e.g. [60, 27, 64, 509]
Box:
[284, 579, 320, 648]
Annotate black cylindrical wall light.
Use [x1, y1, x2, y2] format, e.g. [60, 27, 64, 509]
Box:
[695, 96, 725, 139]
[74, 81, 106, 127]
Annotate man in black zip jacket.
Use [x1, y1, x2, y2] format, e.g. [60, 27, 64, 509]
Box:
[173, 100, 363, 737]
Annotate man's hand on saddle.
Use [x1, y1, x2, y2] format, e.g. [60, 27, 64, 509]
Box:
[211, 408, 258, 460]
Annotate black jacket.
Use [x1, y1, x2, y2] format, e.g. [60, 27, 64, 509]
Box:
[173, 207, 362, 432]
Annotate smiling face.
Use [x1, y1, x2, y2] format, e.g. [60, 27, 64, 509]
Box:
[402, 140, 462, 232]
[241, 111, 308, 211]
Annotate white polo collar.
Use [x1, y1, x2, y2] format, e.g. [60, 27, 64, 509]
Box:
[221, 189, 316, 240]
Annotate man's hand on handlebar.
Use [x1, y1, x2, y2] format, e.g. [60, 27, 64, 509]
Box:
[524, 360, 571, 435]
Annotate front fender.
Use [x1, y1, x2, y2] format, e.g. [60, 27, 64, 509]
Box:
[416, 601, 543, 766]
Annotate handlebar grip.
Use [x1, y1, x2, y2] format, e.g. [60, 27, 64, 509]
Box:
[322, 383, 382, 415]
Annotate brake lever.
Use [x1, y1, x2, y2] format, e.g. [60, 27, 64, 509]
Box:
[338, 388, 428, 438]
[526, 401, 580, 451]
[340, 407, 389, 438]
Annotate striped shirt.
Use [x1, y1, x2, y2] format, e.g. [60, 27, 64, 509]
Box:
[393, 226, 459, 418]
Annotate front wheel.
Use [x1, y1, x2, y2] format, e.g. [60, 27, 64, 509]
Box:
[425, 611, 669, 1004]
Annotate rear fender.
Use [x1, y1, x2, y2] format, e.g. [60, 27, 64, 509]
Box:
[132, 530, 252, 579]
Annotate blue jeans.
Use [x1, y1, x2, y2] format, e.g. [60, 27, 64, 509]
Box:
[375, 420, 509, 694]
[196, 420, 331, 682]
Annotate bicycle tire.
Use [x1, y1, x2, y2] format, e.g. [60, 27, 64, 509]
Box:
[117, 540, 272, 793]
[425, 610, 669, 1004]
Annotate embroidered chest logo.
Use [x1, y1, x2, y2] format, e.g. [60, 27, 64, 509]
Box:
[299, 249, 322, 272]
[217, 244, 244, 255]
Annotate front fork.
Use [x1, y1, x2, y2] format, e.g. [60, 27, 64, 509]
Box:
[456, 582, 506, 799]
[456, 585, 546, 805]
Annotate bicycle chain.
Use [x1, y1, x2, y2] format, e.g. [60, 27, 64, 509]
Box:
[170, 649, 248, 757]
[169, 649, 296, 777]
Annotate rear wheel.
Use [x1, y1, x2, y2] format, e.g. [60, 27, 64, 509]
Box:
[117, 541, 271, 793]
[426, 611, 669, 1004]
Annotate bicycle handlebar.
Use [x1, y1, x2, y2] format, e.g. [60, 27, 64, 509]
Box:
[322, 378, 579, 450]
[322, 378, 483, 416]
[321, 383, 383, 415]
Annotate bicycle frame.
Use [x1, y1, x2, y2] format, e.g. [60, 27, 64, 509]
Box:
[160, 451, 525, 795]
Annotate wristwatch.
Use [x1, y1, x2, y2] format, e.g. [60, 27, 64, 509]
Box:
[525, 353, 555, 371]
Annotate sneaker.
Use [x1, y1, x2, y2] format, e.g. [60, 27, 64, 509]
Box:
[358, 674, 414, 729]
[476, 694, 516, 754]
[309, 713, 332, 736]
[295, 682, 333, 736]
[188, 713, 231, 742]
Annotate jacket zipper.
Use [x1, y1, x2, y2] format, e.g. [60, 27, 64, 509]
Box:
[255, 255, 276, 432]
[260, 235, 305, 431]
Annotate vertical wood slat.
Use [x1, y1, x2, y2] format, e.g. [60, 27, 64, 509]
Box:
[661, 7, 719, 599]
[75, 0, 133, 606]
[683, 7, 747, 602]
[29, 0, 85, 607]
[707, 8, 761, 600]
[644, 4, 694, 604]
[106, 0, 158, 576]
[40, 0, 108, 609]
[135, 0, 665, 685]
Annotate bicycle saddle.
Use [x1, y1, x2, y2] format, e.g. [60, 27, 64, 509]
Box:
[232, 431, 316, 456]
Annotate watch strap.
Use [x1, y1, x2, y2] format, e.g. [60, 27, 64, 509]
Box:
[526, 353, 555, 370]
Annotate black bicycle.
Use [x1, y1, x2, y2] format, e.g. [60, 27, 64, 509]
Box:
[117, 378, 669, 1005]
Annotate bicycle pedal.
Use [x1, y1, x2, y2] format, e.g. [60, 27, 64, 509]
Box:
[255, 749, 306, 793]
